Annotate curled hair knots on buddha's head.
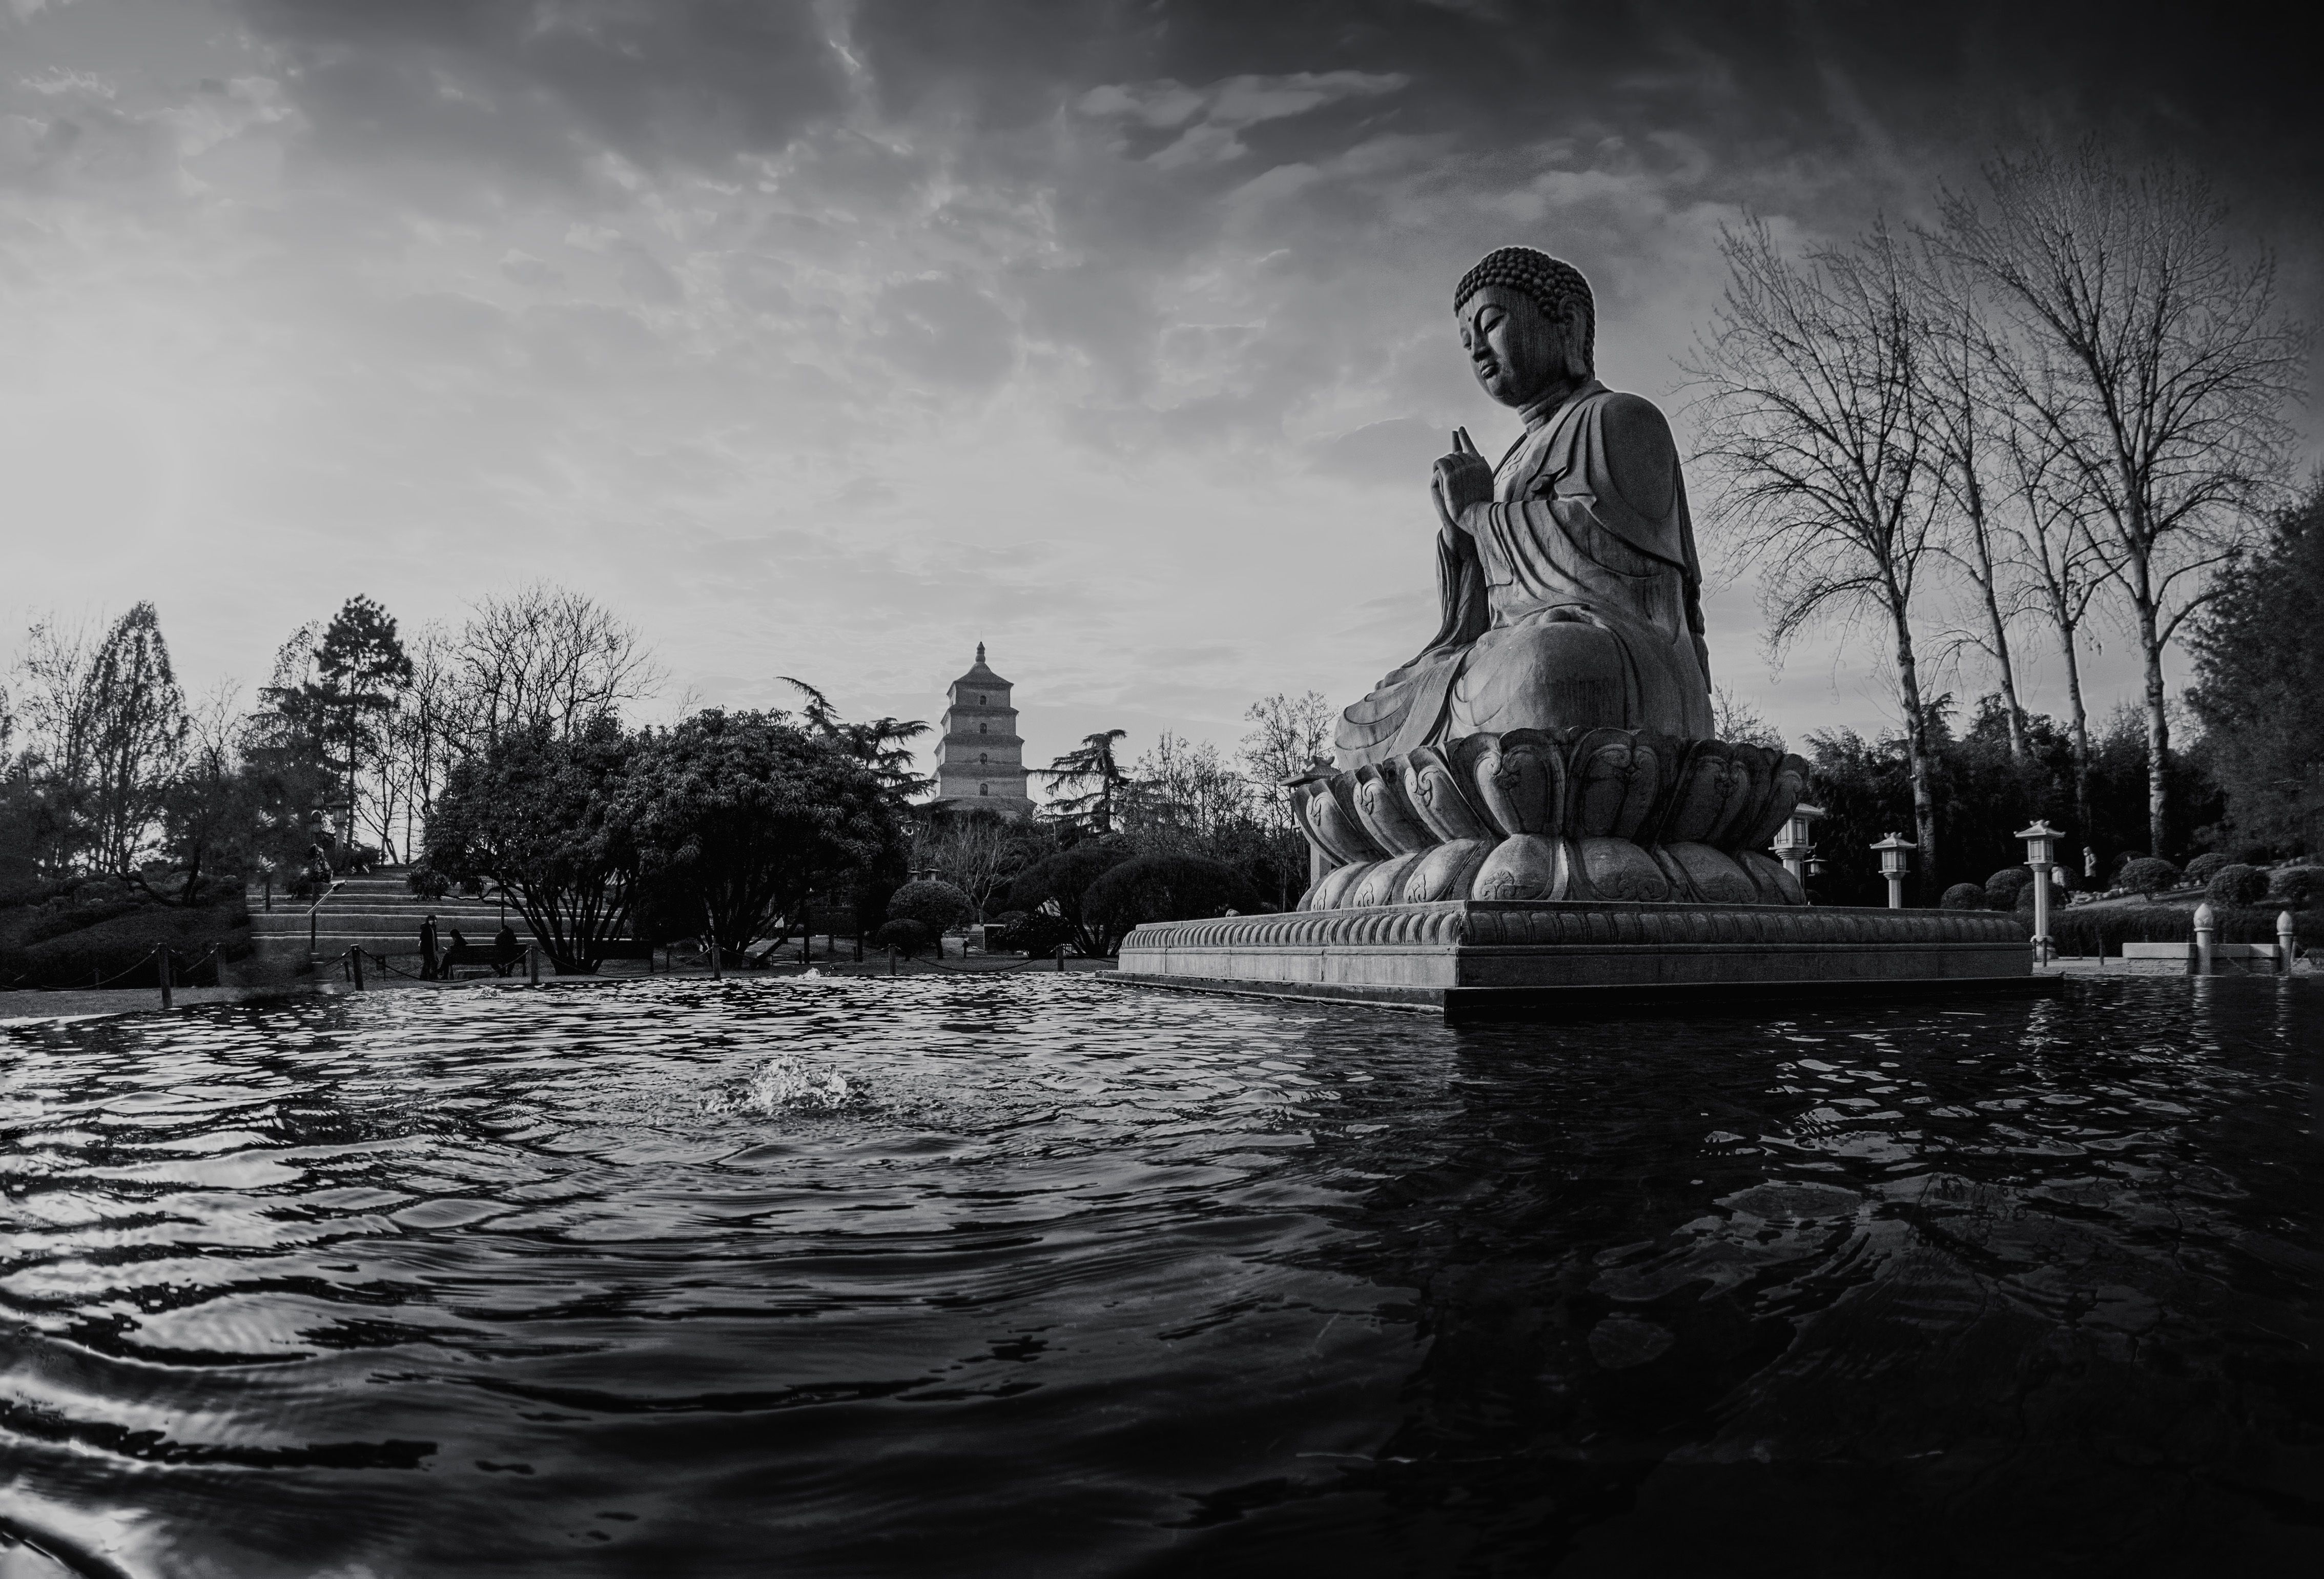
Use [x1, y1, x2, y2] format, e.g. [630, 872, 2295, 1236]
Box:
[1454, 247, 1595, 374]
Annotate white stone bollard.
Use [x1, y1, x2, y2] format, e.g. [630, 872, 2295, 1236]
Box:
[2279, 909, 2297, 975]
[2193, 901, 2216, 977]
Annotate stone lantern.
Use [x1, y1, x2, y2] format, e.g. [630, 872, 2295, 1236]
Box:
[1872, 833, 1915, 910]
[1772, 802, 1826, 894]
[2014, 819, 2062, 966]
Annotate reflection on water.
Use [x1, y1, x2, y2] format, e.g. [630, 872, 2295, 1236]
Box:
[1, 977, 2316, 1575]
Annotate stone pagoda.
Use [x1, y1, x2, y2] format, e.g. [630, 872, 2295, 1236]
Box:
[928, 643, 1034, 818]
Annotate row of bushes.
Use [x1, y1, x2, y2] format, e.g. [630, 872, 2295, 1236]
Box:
[0, 895, 252, 989]
[2050, 904, 2321, 958]
[2110, 855, 2320, 907]
[875, 848, 1262, 959]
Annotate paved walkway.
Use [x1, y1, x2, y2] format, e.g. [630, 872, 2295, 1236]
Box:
[2039, 955, 2314, 977]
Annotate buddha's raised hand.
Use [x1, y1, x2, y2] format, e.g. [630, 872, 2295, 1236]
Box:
[1432, 426, 1494, 529]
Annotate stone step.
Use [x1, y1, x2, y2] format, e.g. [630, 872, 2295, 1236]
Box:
[249, 933, 545, 956]
[250, 905, 509, 925]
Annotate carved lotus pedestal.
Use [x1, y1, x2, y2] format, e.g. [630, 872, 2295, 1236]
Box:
[1116, 730, 2039, 1017]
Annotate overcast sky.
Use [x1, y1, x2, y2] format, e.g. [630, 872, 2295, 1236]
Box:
[5, 0, 2317, 782]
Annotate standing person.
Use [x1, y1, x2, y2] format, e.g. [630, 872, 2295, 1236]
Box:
[492, 921, 521, 978]
[420, 914, 440, 981]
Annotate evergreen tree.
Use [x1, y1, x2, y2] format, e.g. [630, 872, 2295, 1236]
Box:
[1039, 729, 1133, 836]
[310, 597, 413, 855]
[2187, 480, 2324, 854]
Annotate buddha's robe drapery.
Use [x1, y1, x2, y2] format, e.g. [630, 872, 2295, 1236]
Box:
[1334, 381, 1715, 769]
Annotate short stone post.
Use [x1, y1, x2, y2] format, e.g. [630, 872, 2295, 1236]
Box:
[158, 947, 173, 1010]
[2279, 909, 2297, 975]
[349, 946, 365, 991]
[526, 944, 541, 986]
[2193, 901, 2216, 977]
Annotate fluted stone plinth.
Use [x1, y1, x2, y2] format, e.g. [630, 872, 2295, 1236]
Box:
[1115, 900, 2039, 1017]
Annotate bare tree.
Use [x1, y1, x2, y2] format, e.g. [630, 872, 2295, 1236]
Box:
[1911, 247, 2029, 761]
[12, 617, 98, 873]
[1688, 217, 1947, 894]
[1237, 691, 1334, 818]
[1712, 686, 1786, 751]
[454, 583, 663, 744]
[912, 813, 1031, 919]
[160, 681, 250, 904]
[2001, 416, 2113, 843]
[1940, 140, 2308, 853]
[1125, 732, 1253, 847]
[385, 623, 464, 865]
[10, 607, 187, 875]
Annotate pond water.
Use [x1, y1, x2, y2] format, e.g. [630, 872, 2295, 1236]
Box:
[1, 976, 2316, 1576]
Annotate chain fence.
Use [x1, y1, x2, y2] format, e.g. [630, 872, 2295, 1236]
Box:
[1, 942, 228, 994]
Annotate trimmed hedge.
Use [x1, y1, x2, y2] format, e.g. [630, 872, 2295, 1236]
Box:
[2051, 904, 2319, 957]
[2269, 866, 2323, 910]
[1940, 883, 1985, 911]
[2183, 853, 2231, 886]
[1983, 866, 2033, 909]
[2206, 864, 2269, 908]
[2118, 857, 2179, 898]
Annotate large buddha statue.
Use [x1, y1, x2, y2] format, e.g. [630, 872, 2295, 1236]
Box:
[1335, 248, 1715, 768]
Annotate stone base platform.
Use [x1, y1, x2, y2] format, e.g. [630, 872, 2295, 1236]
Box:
[1114, 900, 2045, 1018]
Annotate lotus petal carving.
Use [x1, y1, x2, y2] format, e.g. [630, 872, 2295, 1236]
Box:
[1295, 729, 1814, 911]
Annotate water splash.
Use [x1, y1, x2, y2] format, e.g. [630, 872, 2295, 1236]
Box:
[719, 1054, 858, 1115]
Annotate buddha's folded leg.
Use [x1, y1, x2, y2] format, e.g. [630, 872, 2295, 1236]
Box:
[1446, 614, 1632, 737]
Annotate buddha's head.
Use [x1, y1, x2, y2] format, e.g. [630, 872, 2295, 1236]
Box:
[1454, 247, 1595, 407]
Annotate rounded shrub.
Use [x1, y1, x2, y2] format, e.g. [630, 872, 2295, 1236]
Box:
[2267, 865, 2322, 911]
[406, 865, 452, 900]
[2119, 856, 2179, 898]
[1982, 866, 2033, 910]
[2183, 852, 2230, 886]
[1083, 853, 1260, 937]
[887, 879, 975, 937]
[2205, 863, 2269, 908]
[1005, 843, 1130, 915]
[1005, 840, 1132, 954]
[1940, 883, 1985, 911]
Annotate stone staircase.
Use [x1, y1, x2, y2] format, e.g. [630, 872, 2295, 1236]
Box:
[244, 870, 542, 972]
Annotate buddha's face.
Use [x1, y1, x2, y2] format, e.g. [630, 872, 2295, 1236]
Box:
[1457, 285, 1579, 407]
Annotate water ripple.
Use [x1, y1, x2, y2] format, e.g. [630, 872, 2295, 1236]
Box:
[2, 974, 2317, 1575]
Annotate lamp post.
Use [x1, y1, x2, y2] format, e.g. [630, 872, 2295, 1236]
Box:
[1773, 802, 1827, 895]
[1872, 833, 1915, 909]
[2015, 819, 2061, 966]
